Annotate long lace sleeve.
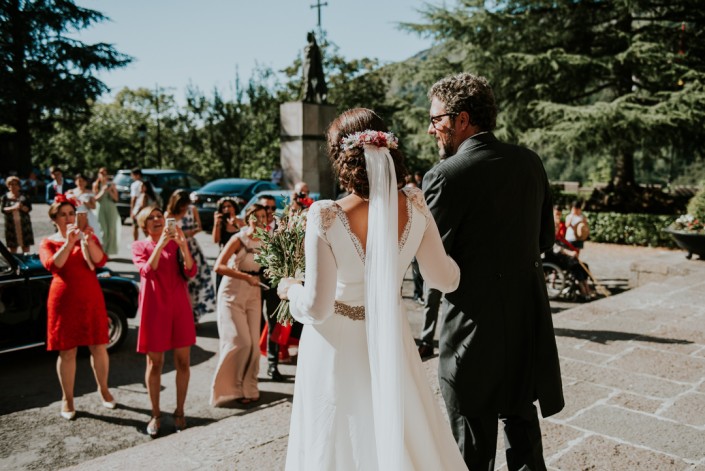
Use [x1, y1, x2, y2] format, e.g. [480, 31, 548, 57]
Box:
[415, 206, 460, 294]
[288, 201, 338, 324]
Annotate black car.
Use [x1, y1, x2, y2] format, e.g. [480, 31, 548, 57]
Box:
[113, 169, 203, 223]
[0, 241, 139, 354]
[191, 178, 280, 230]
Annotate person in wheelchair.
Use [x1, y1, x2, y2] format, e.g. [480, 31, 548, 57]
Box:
[546, 206, 595, 301]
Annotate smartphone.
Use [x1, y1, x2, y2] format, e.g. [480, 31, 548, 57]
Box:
[76, 212, 88, 231]
[166, 218, 176, 234]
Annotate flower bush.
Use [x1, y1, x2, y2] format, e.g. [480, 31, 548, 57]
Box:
[668, 185, 705, 234]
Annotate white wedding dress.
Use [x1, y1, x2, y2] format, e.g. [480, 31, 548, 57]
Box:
[286, 187, 468, 471]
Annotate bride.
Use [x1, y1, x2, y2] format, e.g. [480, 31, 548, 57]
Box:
[277, 108, 468, 470]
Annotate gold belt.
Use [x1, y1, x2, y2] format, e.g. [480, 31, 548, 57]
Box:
[334, 301, 365, 321]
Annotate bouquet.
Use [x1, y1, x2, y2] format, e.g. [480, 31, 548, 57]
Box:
[254, 205, 307, 325]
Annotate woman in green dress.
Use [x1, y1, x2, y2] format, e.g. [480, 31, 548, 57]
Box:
[93, 167, 121, 255]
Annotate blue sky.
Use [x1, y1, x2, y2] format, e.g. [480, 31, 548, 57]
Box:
[74, 0, 439, 102]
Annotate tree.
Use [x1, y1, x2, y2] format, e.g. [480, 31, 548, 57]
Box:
[0, 0, 131, 176]
[406, 0, 705, 192]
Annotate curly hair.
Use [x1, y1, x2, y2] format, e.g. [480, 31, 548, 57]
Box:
[428, 73, 497, 132]
[327, 108, 408, 199]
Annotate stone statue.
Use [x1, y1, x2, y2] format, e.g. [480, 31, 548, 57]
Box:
[302, 32, 328, 104]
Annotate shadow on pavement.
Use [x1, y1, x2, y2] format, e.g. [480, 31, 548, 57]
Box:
[0, 328, 216, 415]
[554, 327, 692, 345]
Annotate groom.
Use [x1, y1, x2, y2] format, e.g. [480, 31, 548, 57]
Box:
[423, 73, 564, 470]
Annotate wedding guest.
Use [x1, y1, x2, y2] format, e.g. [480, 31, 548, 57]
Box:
[290, 181, 313, 212]
[2, 176, 34, 253]
[565, 200, 588, 249]
[132, 205, 196, 436]
[166, 190, 215, 323]
[212, 197, 244, 248]
[39, 197, 116, 420]
[67, 173, 102, 243]
[211, 204, 268, 406]
[45, 166, 75, 205]
[129, 168, 144, 241]
[425, 72, 563, 469]
[92, 168, 121, 255]
[257, 194, 285, 381]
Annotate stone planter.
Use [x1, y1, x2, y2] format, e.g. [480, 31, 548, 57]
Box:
[664, 228, 705, 259]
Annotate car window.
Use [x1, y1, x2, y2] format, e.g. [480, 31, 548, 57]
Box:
[113, 173, 133, 187]
[186, 175, 201, 188]
[166, 174, 187, 188]
[0, 253, 13, 275]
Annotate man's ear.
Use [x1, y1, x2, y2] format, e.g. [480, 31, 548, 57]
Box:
[457, 111, 471, 131]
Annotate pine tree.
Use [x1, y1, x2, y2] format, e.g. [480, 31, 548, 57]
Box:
[0, 0, 131, 177]
[407, 0, 705, 194]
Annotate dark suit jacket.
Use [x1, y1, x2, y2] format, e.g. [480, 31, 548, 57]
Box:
[45, 179, 75, 205]
[424, 132, 564, 418]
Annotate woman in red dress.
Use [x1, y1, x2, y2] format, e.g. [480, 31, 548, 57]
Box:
[132, 206, 196, 437]
[39, 197, 116, 420]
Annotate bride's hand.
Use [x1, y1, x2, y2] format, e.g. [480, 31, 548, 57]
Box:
[277, 277, 302, 300]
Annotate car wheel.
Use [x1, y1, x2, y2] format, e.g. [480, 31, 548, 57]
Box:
[106, 303, 128, 351]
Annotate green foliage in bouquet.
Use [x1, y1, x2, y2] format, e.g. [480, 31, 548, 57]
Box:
[254, 206, 307, 325]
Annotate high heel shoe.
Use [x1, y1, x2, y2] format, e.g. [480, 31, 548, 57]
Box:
[60, 400, 76, 420]
[146, 416, 161, 438]
[99, 390, 117, 409]
[173, 411, 187, 432]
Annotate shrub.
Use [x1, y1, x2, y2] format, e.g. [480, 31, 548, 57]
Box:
[686, 185, 705, 221]
[584, 212, 677, 248]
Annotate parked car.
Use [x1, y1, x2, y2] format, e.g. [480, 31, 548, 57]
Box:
[0, 240, 139, 354]
[190, 178, 280, 230]
[238, 189, 321, 219]
[113, 169, 203, 224]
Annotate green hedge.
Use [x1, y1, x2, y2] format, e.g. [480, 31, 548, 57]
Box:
[583, 212, 677, 248]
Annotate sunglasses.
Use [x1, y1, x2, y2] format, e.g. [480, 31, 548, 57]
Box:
[264, 205, 276, 211]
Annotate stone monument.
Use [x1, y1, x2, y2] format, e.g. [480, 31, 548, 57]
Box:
[280, 32, 337, 199]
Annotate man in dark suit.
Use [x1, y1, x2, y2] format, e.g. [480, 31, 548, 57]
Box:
[45, 166, 74, 204]
[258, 194, 285, 382]
[423, 73, 564, 470]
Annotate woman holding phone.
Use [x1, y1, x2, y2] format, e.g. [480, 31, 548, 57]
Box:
[210, 204, 267, 406]
[66, 173, 102, 243]
[132, 205, 196, 437]
[39, 196, 115, 420]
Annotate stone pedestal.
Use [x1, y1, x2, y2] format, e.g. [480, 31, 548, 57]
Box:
[280, 102, 338, 199]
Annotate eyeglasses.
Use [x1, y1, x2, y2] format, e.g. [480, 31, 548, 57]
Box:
[429, 113, 456, 128]
[264, 205, 277, 211]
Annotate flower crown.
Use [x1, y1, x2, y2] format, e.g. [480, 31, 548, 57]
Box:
[340, 130, 399, 151]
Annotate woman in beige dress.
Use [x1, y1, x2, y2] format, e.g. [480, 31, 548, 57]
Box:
[211, 204, 268, 406]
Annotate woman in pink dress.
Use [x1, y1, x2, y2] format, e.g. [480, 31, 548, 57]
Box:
[132, 205, 196, 437]
[39, 196, 116, 420]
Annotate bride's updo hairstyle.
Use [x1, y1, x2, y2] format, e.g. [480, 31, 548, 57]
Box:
[327, 108, 408, 199]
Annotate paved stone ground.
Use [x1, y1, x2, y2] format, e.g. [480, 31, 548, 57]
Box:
[3, 206, 705, 470]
